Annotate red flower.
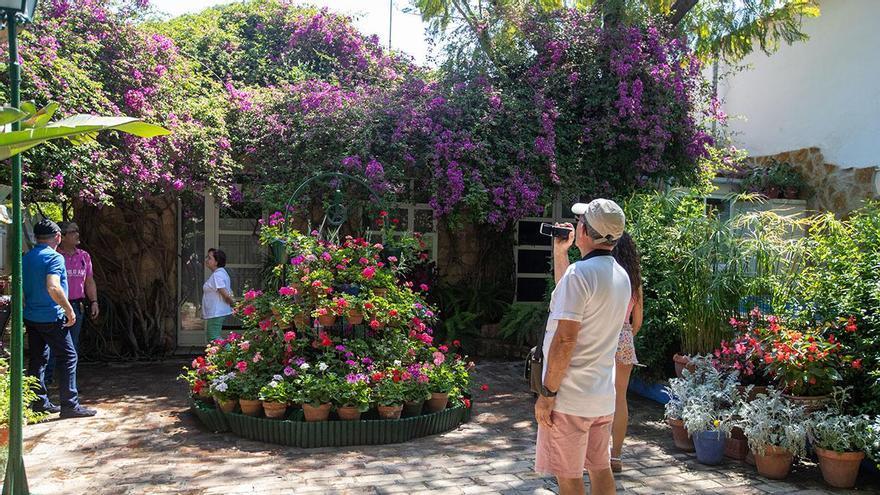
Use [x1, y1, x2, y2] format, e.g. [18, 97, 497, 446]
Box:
[462, 398, 471, 409]
[371, 372, 384, 382]
[389, 309, 398, 317]
[370, 319, 381, 329]
[852, 359, 862, 369]
[376, 219, 384, 227]
[845, 316, 857, 333]
[480, 384, 489, 391]
[391, 218, 400, 225]
[379, 210, 388, 217]
[453, 340, 461, 347]
[320, 333, 332, 347]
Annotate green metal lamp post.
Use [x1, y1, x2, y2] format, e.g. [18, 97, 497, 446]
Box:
[2, 1, 39, 494]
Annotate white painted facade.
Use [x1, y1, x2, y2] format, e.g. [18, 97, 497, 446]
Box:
[716, 0, 880, 170]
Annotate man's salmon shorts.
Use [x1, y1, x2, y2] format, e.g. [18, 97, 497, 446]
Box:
[535, 410, 614, 478]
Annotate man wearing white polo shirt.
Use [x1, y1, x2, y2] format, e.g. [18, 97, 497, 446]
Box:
[534, 199, 631, 495]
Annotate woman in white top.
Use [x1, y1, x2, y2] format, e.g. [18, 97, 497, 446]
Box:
[203, 248, 234, 341]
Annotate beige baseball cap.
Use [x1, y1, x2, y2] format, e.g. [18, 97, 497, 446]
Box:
[571, 199, 625, 242]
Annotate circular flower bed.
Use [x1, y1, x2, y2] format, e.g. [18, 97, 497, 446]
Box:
[181, 217, 474, 443]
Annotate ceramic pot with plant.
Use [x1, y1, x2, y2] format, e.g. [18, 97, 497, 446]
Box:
[233, 371, 266, 417]
[680, 362, 741, 465]
[761, 317, 852, 413]
[346, 297, 365, 325]
[740, 387, 807, 480]
[807, 402, 871, 489]
[663, 376, 694, 451]
[332, 374, 371, 421]
[295, 365, 336, 422]
[402, 372, 431, 417]
[373, 370, 407, 419]
[259, 376, 291, 420]
[425, 362, 457, 413]
[209, 371, 238, 413]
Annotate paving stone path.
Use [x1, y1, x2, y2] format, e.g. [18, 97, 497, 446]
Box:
[15, 359, 880, 494]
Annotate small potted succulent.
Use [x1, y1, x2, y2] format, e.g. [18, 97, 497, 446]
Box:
[739, 387, 807, 480]
[806, 392, 871, 489]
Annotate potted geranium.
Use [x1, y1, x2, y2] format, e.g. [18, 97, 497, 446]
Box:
[259, 375, 291, 419]
[312, 295, 338, 327]
[294, 363, 336, 422]
[210, 372, 238, 413]
[372, 370, 407, 419]
[234, 369, 266, 417]
[806, 400, 871, 488]
[739, 387, 807, 480]
[402, 365, 431, 417]
[344, 294, 365, 325]
[334, 373, 371, 421]
[424, 362, 455, 413]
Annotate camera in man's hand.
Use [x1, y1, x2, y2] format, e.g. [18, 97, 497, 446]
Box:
[539, 223, 573, 240]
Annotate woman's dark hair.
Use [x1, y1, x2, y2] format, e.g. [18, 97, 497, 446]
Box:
[208, 248, 227, 268]
[612, 232, 642, 297]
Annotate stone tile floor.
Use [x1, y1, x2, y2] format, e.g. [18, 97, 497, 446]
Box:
[8, 359, 880, 494]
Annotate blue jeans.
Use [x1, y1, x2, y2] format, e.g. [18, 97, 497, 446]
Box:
[26, 318, 81, 410]
[45, 301, 83, 385]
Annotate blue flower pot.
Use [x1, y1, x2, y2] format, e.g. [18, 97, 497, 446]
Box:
[693, 430, 726, 465]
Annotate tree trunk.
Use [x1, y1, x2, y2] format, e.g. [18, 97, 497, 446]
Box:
[75, 196, 178, 358]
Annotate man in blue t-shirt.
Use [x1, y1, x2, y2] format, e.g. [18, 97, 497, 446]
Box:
[24, 219, 96, 418]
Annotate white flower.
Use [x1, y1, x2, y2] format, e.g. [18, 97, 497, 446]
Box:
[215, 382, 228, 392]
[300, 363, 311, 370]
[268, 381, 279, 388]
[318, 362, 329, 371]
[393, 360, 402, 366]
[273, 374, 284, 382]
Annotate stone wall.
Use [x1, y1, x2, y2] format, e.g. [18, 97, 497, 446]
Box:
[747, 147, 877, 216]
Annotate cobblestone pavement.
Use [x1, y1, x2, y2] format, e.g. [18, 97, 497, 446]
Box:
[17, 359, 880, 494]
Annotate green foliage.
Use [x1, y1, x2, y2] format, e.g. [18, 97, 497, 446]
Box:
[498, 303, 547, 347]
[435, 279, 513, 349]
[0, 360, 49, 427]
[258, 376, 294, 403]
[788, 203, 880, 414]
[739, 387, 807, 457]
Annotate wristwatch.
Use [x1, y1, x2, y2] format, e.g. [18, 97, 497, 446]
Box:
[539, 385, 557, 398]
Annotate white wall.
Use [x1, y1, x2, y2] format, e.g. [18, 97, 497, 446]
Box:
[717, 0, 880, 169]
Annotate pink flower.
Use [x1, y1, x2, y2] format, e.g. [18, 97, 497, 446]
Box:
[252, 352, 263, 363]
[244, 289, 263, 301]
[439, 345, 448, 353]
[369, 319, 381, 329]
[362, 266, 376, 280]
[358, 257, 369, 265]
[387, 256, 398, 263]
[238, 341, 250, 351]
[236, 361, 248, 373]
[321, 252, 332, 261]
[259, 319, 272, 331]
[283, 366, 295, 376]
[241, 305, 256, 316]
[284, 331, 296, 342]
[311, 281, 323, 288]
[433, 351, 445, 366]
[420, 284, 430, 292]
[278, 286, 298, 296]
[291, 255, 305, 265]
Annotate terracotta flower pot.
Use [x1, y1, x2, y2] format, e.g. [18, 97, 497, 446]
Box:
[666, 418, 695, 452]
[673, 354, 695, 378]
[347, 310, 364, 325]
[239, 399, 262, 417]
[317, 314, 337, 327]
[262, 401, 288, 419]
[336, 406, 362, 421]
[783, 393, 829, 413]
[377, 404, 403, 420]
[765, 186, 781, 199]
[302, 403, 332, 422]
[425, 392, 449, 413]
[754, 444, 795, 480]
[217, 398, 237, 413]
[0, 427, 8, 447]
[373, 288, 388, 297]
[197, 388, 213, 402]
[403, 399, 424, 417]
[783, 187, 799, 200]
[294, 314, 311, 330]
[725, 426, 749, 460]
[815, 447, 865, 489]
